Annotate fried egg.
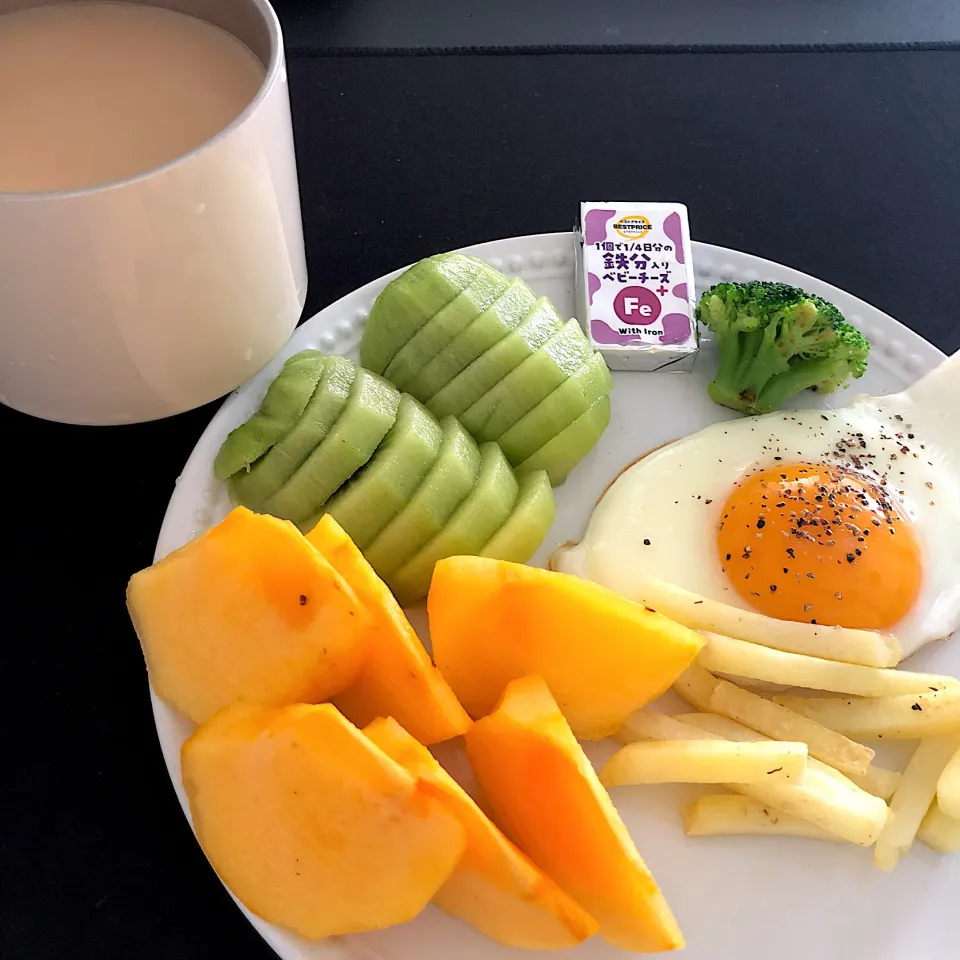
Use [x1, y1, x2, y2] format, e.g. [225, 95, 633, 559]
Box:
[555, 352, 960, 657]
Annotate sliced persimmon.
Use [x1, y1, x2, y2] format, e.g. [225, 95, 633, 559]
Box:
[306, 514, 470, 744]
[128, 507, 367, 723]
[182, 701, 465, 939]
[465, 675, 684, 953]
[365, 716, 597, 949]
[430, 556, 703, 738]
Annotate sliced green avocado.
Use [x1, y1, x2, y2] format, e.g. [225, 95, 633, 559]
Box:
[264, 368, 401, 524]
[364, 415, 481, 579]
[214, 350, 326, 481]
[387, 442, 520, 605]
[460, 319, 592, 444]
[383, 268, 511, 394]
[515, 394, 612, 486]
[496, 352, 613, 464]
[230, 356, 355, 510]
[321, 394, 444, 549]
[411, 278, 537, 402]
[359, 253, 485, 375]
[481, 470, 556, 563]
[426, 297, 564, 420]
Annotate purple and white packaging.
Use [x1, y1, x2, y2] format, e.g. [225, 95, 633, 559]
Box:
[575, 202, 699, 371]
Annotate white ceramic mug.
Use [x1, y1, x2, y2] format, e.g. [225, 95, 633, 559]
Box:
[0, 0, 307, 425]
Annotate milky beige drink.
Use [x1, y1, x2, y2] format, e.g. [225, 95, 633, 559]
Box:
[0, 2, 266, 193]
[0, 0, 307, 425]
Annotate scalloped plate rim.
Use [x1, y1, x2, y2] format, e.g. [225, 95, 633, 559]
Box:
[149, 232, 950, 960]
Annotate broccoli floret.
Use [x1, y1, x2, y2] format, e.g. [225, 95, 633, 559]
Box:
[695, 280, 870, 415]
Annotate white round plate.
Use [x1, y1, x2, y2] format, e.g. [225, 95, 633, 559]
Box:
[153, 233, 956, 960]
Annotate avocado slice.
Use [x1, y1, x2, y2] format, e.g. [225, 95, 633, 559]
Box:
[481, 470, 556, 563]
[213, 350, 326, 481]
[387, 442, 520, 605]
[364, 415, 481, 579]
[383, 268, 511, 394]
[321, 395, 444, 549]
[359, 253, 485, 375]
[426, 297, 564, 420]
[515, 394, 612, 486]
[264, 368, 401, 524]
[230, 356, 356, 510]
[460, 319, 592, 444]
[496, 352, 613, 464]
[410, 278, 538, 402]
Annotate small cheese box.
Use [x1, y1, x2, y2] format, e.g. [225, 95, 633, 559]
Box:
[575, 202, 699, 371]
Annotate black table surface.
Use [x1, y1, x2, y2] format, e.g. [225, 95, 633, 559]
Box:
[271, 0, 960, 48]
[4, 47, 960, 959]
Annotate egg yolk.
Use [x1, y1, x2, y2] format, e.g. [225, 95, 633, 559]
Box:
[716, 462, 922, 629]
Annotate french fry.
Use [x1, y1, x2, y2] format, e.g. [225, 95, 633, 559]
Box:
[918, 799, 960, 854]
[675, 712, 889, 843]
[675, 712, 896, 797]
[633, 708, 874, 791]
[674, 711, 769, 742]
[698, 632, 955, 697]
[672, 662, 721, 712]
[774, 689, 960, 740]
[673, 710, 869, 786]
[874, 735, 960, 870]
[628, 576, 900, 667]
[617, 710, 888, 845]
[846, 765, 902, 802]
[808, 752, 901, 801]
[936, 744, 960, 820]
[706, 672, 875, 776]
[683, 794, 841, 841]
[618, 709, 712, 745]
[601, 739, 808, 787]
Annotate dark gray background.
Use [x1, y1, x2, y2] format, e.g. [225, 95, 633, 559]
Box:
[3, 5, 960, 960]
[272, 0, 960, 50]
[5, 45, 959, 960]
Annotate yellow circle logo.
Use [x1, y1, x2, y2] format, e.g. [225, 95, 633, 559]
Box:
[613, 215, 652, 240]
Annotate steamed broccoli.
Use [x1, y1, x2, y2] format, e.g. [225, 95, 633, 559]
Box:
[695, 280, 870, 415]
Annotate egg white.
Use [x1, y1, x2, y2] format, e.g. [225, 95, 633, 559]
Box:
[556, 352, 960, 657]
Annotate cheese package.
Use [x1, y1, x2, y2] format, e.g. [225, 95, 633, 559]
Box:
[575, 202, 699, 371]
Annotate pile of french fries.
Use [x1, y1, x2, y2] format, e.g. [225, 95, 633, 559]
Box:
[604, 577, 960, 870]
